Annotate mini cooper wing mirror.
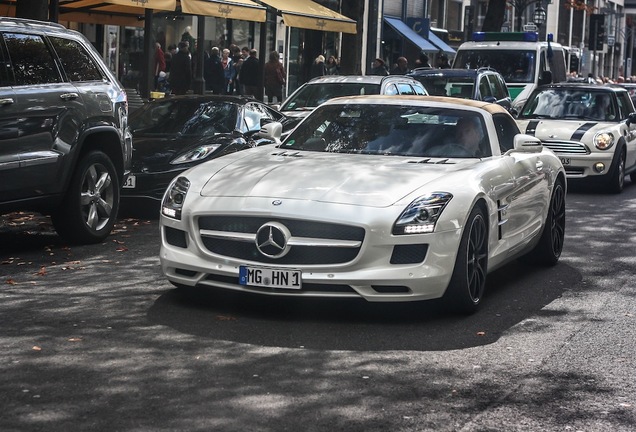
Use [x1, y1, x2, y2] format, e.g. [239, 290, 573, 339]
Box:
[254, 121, 283, 145]
[626, 112, 636, 126]
[508, 134, 543, 154]
[538, 70, 553, 85]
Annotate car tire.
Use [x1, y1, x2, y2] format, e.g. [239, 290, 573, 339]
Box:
[520, 179, 566, 266]
[443, 206, 488, 314]
[52, 151, 120, 244]
[606, 147, 625, 194]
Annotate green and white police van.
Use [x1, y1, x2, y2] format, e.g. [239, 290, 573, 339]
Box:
[452, 32, 567, 112]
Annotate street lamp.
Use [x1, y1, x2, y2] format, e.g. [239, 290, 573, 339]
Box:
[533, 4, 547, 29]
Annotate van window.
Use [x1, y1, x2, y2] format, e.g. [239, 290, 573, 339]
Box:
[3, 33, 61, 85]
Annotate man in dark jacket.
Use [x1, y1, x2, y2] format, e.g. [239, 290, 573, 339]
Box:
[369, 58, 389, 76]
[240, 49, 260, 99]
[204, 47, 225, 94]
[169, 41, 192, 95]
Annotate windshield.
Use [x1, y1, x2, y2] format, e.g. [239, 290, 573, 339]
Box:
[453, 50, 536, 84]
[519, 88, 617, 121]
[412, 76, 474, 98]
[282, 104, 491, 158]
[130, 100, 238, 135]
[280, 83, 381, 111]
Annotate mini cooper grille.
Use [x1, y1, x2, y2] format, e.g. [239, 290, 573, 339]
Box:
[542, 141, 589, 155]
[197, 216, 365, 265]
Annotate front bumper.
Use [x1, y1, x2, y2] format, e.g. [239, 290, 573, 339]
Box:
[158, 198, 463, 303]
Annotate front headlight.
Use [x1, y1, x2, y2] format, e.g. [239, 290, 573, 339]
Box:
[162, 176, 190, 220]
[393, 192, 453, 235]
[171, 144, 222, 164]
[594, 132, 615, 150]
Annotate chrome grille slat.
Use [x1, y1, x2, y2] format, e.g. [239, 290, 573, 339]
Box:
[197, 216, 365, 265]
[542, 140, 590, 155]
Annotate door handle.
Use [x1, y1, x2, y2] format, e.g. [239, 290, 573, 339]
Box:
[536, 161, 544, 170]
[0, 97, 14, 105]
[60, 92, 79, 100]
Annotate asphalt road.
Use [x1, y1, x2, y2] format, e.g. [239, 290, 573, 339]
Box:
[1, 180, 635, 432]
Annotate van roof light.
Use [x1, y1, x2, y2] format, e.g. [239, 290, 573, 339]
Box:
[472, 32, 539, 42]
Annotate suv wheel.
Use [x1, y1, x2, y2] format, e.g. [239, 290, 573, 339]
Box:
[52, 151, 120, 244]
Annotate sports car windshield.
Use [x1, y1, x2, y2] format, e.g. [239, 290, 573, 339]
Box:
[280, 83, 381, 111]
[453, 50, 535, 84]
[130, 100, 238, 135]
[518, 89, 617, 121]
[282, 104, 492, 158]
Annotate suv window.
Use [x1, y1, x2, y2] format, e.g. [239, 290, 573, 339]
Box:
[49, 36, 104, 82]
[3, 33, 61, 85]
[384, 83, 399, 95]
[397, 83, 416, 95]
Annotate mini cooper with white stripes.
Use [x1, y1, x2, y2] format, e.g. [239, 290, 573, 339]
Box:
[159, 96, 566, 313]
[516, 83, 636, 193]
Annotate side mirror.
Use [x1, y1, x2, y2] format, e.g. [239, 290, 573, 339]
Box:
[626, 112, 636, 126]
[539, 70, 553, 85]
[254, 121, 283, 145]
[506, 134, 543, 154]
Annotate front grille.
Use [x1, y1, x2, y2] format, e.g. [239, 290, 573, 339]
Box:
[543, 140, 590, 155]
[565, 167, 585, 176]
[197, 216, 365, 265]
[204, 273, 356, 293]
[390, 244, 428, 264]
[165, 226, 188, 248]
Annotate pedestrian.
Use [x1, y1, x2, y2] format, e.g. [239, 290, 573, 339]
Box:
[154, 42, 166, 90]
[240, 48, 260, 99]
[204, 47, 224, 94]
[415, 51, 432, 68]
[390, 56, 410, 75]
[169, 41, 192, 95]
[436, 53, 451, 69]
[310, 55, 327, 78]
[369, 58, 389, 76]
[264, 50, 286, 104]
[325, 55, 340, 75]
[221, 48, 236, 94]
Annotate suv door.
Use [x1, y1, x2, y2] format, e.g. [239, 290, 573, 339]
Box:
[0, 36, 19, 200]
[1, 31, 86, 200]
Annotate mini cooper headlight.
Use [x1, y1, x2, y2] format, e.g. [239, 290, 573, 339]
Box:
[594, 132, 615, 150]
[171, 144, 222, 164]
[162, 176, 190, 220]
[393, 192, 453, 235]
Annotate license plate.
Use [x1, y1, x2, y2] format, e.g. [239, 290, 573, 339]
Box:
[123, 175, 136, 189]
[239, 266, 302, 289]
[559, 157, 571, 166]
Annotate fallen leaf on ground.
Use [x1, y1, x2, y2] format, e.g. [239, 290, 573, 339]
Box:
[36, 267, 47, 276]
[5, 279, 17, 285]
[116, 246, 129, 252]
[32, 346, 42, 351]
[68, 338, 82, 342]
[476, 331, 486, 336]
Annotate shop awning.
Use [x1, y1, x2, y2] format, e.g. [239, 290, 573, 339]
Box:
[384, 16, 437, 52]
[257, 0, 356, 34]
[428, 30, 456, 55]
[181, 0, 266, 22]
[55, 0, 266, 26]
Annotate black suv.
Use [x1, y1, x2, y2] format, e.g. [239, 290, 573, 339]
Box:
[408, 67, 512, 111]
[0, 18, 131, 243]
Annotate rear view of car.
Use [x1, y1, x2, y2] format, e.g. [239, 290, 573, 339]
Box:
[278, 75, 427, 118]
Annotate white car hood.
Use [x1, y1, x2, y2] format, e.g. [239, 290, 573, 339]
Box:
[516, 118, 611, 140]
[199, 149, 472, 207]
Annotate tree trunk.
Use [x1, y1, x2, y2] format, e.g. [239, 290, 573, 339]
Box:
[15, 0, 49, 21]
[339, 0, 364, 74]
[482, 0, 507, 32]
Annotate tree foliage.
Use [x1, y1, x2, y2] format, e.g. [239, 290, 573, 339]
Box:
[482, 0, 508, 32]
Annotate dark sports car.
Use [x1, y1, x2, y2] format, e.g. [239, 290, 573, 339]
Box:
[121, 95, 299, 209]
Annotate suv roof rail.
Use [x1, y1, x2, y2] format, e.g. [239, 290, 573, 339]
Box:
[0, 17, 66, 30]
